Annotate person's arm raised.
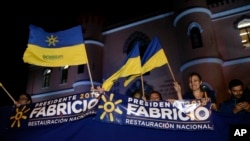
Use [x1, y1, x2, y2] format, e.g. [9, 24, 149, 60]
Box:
[173, 81, 183, 100]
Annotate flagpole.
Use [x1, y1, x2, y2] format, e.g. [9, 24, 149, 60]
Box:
[0, 82, 16, 104]
[86, 63, 94, 89]
[167, 63, 176, 82]
[140, 75, 146, 100]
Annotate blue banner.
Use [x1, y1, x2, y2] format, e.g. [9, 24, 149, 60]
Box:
[3, 92, 213, 131]
[7, 91, 100, 129]
[95, 92, 214, 130]
[1, 92, 250, 141]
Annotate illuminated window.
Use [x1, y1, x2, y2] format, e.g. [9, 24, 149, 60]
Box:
[237, 18, 250, 48]
[61, 65, 69, 84]
[43, 68, 51, 87]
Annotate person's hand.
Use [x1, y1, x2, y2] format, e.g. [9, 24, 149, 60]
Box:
[173, 81, 183, 100]
[211, 103, 218, 111]
[90, 86, 105, 98]
[142, 96, 147, 101]
[173, 81, 181, 93]
[233, 102, 245, 113]
[90, 86, 95, 91]
[96, 86, 105, 94]
[241, 102, 250, 112]
[14, 101, 21, 107]
[92, 86, 105, 93]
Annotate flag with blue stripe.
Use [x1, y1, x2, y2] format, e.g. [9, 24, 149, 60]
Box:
[23, 25, 88, 67]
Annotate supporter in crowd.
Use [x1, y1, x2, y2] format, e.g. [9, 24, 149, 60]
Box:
[219, 79, 250, 114]
[148, 91, 163, 101]
[14, 93, 32, 107]
[173, 72, 218, 111]
[131, 90, 144, 99]
[137, 90, 163, 101]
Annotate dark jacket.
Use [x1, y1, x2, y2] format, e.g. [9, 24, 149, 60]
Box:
[219, 89, 250, 114]
[183, 90, 216, 103]
[219, 97, 237, 114]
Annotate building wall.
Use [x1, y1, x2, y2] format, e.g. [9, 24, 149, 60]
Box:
[27, 0, 250, 106]
[101, 0, 250, 105]
[212, 11, 250, 60]
[102, 13, 183, 97]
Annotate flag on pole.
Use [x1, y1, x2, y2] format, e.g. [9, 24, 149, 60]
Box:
[102, 42, 141, 91]
[23, 25, 88, 67]
[124, 36, 168, 87]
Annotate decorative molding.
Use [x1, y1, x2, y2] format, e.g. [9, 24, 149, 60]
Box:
[174, 8, 212, 27]
[180, 57, 250, 72]
[211, 5, 250, 20]
[31, 81, 102, 100]
[31, 89, 74, 99]
[223, 57, 250, 66]
[103, 5, 249, 34]
[187, 22, 203, 35]
[72, 81, 102, 87]
[180, 58, 223, 72]
[103, 12, 174, 35]
[85, 40, 104, 47]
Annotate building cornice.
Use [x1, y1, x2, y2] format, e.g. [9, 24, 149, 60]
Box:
[103, 12, 174, 35]
[85, 40, 104, 47]
[180, 57, 250, 72]
[173, 7, 212, 27]
[103, 5, 249, 34]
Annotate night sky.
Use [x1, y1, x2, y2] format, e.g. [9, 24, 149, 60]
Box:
[1, 12, 30, 106]
[0, 2, 172, 107]
[0, 10, 85, 106]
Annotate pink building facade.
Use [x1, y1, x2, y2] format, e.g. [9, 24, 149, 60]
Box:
[26, 0, 250, 107]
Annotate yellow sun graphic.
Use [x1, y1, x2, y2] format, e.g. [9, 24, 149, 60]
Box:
[10, 106, 30, 128]
[98, 93, 123, 122]
[46, 34, 59, 46]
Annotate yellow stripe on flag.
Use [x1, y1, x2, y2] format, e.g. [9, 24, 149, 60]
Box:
[23, 44, 88, 67]
[102, 55, 141, 91]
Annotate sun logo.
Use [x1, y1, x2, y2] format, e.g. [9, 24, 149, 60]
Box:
[98, 93, 123, 122]
[10, 106, 30, 128]
[46, 34, 59, 46]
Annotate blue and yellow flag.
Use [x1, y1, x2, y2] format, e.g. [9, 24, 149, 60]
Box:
[23, 25, 88, 67]
[124, 36, 168, 87]
[102, 43, 141, 91]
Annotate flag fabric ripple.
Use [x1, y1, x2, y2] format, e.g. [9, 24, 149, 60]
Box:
[102, 42, 141, 91]
[124, 36, 168, 87]
[23, 25, 88, 67]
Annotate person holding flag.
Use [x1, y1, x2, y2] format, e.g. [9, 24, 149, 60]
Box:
[173, 72, 218, 111]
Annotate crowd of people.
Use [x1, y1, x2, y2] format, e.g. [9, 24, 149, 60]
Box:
[173, 73, 250, 114]
[129, 72, 250, 115]
[13, 72, 250, 115]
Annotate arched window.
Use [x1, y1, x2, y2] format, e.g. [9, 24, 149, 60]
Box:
[234, 15, 250, 48]
[187, 22, 203, 49]
[124, 31, 150, 77]
[43, 68, 51, 88]
[61, 65, 69, 84]
[124, 31, 150, 57]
